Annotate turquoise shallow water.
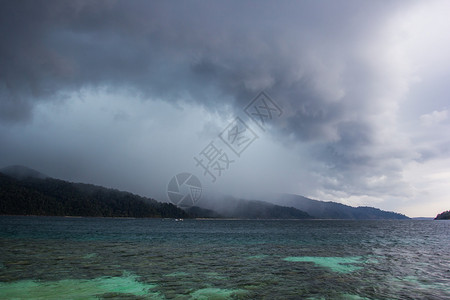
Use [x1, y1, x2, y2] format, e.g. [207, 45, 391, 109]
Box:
[0, 216, 449, 299]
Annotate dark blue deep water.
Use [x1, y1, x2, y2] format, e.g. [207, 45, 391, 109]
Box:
[0, 216, 449, 299]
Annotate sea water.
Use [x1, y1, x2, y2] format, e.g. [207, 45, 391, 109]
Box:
[0, 216, 449, 299]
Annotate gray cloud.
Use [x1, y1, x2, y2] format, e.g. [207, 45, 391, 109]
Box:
[0, 0, 403, 122]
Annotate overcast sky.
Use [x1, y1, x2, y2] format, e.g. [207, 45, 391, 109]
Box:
[1, 0, 449, 217]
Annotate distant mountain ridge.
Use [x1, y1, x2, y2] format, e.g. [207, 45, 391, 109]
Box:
[272, 194, 409, 219]
[0, 165, 48, 180]
[0, 165, 409, 220]
[0, 166, 311, 219]
[199, 196, 312, 219]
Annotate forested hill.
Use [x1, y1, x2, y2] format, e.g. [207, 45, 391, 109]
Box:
[1, 166, 407, 220]
[0, 167, 312, 219]
[434, 210, 450, 220]
[0, 170, 188, 218]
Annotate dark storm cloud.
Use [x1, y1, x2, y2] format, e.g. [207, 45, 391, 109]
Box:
[6, 0, 445, 215]
[1, 0, 402, 126]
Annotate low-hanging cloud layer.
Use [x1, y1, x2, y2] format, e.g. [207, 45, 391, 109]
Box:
[1, 0, 449, 217]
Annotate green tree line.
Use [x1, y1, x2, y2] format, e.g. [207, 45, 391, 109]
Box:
[0, 173, 188, 218]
